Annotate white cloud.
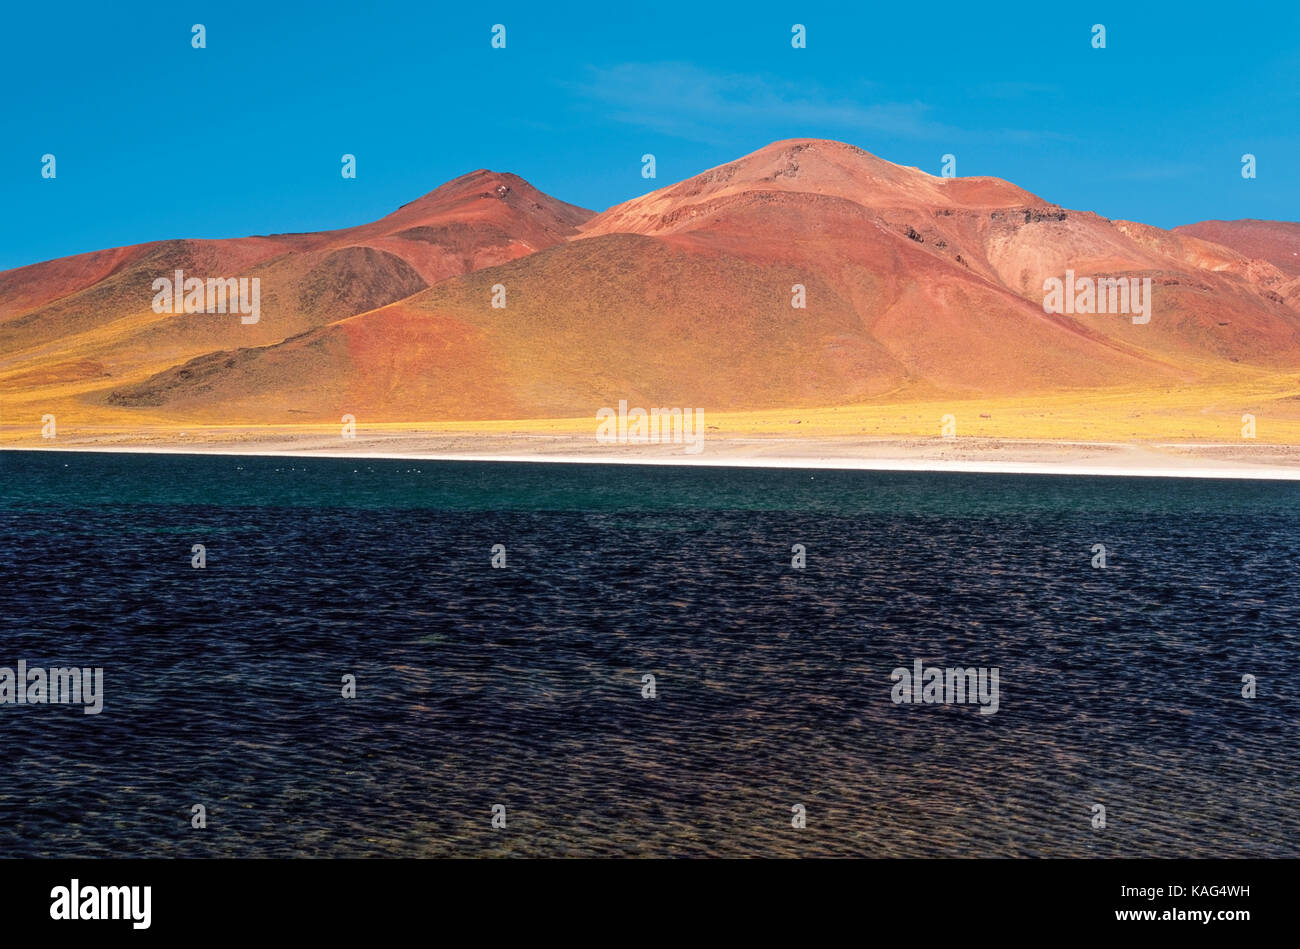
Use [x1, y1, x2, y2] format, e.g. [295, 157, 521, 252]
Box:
[566, 62, 953, 144]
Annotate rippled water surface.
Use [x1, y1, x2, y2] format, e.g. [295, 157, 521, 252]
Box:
[1, 451, 1296, 856]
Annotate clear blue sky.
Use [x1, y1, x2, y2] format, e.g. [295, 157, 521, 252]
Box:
[2, 0, 1297, 270]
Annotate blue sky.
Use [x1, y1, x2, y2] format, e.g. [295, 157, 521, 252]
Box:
[2, 0, 1297, 270]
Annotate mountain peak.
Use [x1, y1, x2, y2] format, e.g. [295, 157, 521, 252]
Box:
[582, 137, 1045, 238]
[6, 136, 1299, 432]
[362, 169, 593, 237]
[386, 169, 533, 214]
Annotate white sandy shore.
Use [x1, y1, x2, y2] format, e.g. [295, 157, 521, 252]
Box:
[6, 433, 1300, 481]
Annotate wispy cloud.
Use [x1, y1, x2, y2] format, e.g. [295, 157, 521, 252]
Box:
[974, 80, 1061, 100]
[1105, 162, 1203, 182]
[565, 62, 953, 145]
[565, 62, 1072, 147]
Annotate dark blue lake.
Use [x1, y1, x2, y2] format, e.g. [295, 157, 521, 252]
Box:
[1, 450, 1296, 856]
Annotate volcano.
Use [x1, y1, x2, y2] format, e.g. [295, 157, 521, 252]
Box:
[4, 139, 1298, 427]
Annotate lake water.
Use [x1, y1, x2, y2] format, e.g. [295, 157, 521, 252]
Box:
[1, 450, 1296, 856]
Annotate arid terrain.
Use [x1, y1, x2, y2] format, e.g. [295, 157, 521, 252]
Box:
[4, 138, 1300, 474]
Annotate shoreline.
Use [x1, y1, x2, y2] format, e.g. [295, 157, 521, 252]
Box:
[7, 434, 1300, 481]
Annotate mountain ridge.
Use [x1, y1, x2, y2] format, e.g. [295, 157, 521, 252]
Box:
[3, 138, 1298, 427]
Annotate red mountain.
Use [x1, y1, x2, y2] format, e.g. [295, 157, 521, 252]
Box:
[5, 139, 1298, 427]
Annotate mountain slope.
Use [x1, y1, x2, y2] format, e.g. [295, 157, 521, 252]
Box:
[8, 139, 1300, 427]
[1174, 220, 1300, 277]
[0, 172, 593, 419]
